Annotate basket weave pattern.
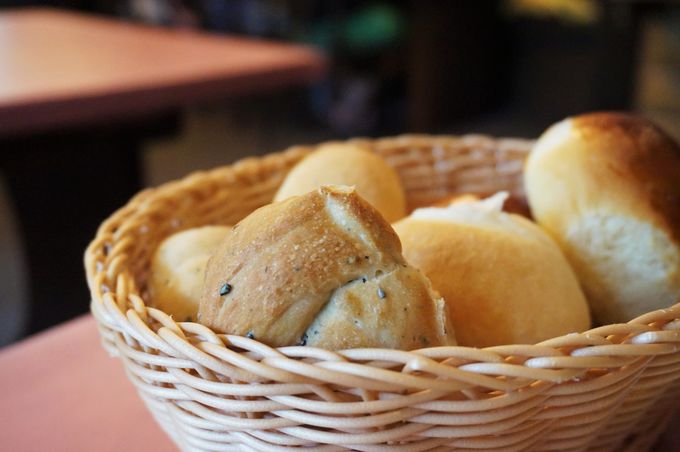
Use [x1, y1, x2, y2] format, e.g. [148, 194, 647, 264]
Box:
[86, 135, 680, 451]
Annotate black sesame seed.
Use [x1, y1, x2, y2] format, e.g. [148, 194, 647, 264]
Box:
[219, 283, 232, 296]
[246, 331, 255, 339]
[361, 277, 367, 283]
[298, 333, 308, 346]
[377, 287, 386, 299]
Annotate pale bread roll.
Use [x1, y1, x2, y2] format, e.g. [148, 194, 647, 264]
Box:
[433, 193, 532, 218]
[524, 112, 680, 324]
[149, 225, 231, 321]
[199, 185, 455, 350]
[393, 193, 590, 347]
[274, 143, 406, 222]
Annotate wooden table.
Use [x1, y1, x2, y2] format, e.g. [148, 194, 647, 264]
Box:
[0, 8, 324, 335]
[0, 315, 175, 452]
[0, 8, 324, 135]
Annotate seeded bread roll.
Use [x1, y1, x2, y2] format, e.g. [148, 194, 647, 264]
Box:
[149, 225, 232, 321]
[274, 143, 407, 222]
[525, 112, 680, 324]
[199, 185, 455, 350]
[393, 193, 591, 347]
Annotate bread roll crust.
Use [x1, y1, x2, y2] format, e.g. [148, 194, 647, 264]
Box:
[199, 185, 454, 349]
[432, 193, 532, 219]
[394, 194, 591, 347]
[525, 112, 680, 323]
[273, 143, 407, 222]
[149, 225, 232, 321]
[570, 113, 680, 243]
[305, 266, 453, 349]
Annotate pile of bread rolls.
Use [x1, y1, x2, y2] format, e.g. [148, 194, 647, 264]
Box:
[148, 112, 680, 350]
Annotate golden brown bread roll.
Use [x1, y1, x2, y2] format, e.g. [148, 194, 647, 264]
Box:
[149, 225, 232, 321]
[199, 185, 455, 350]
[273, 143, 407, 222]
[393, 193, 591, 347]
[524, 112, 680, 324]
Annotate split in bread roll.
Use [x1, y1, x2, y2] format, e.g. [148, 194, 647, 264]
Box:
[149, 225, 232, 321]
[393, 192, 591, 347]
[433, 193, 532, 219]
[274, 143, 407, 222]
[524, 112, 680, 324]
[199, 185, 455, 350]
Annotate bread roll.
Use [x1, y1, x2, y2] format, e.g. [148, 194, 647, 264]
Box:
[149, 226, 231, 321]
[199, 185, 455, 350]
[433, 193, 532, 218]
[274, 143, 406, 222]
[524, 112, 680, 324]
[393, 193, 590, 347]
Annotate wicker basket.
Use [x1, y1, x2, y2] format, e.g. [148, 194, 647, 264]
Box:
[86, 135, 680, 451]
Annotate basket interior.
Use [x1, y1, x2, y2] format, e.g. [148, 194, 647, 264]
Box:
[89, 135, 533, 299]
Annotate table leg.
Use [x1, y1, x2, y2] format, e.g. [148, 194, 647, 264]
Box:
[0, 114, 179, 336]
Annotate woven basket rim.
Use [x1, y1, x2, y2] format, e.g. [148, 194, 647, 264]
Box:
[85, 133, 680, 383]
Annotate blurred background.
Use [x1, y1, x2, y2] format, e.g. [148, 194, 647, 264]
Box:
[1, 0, 679, 346]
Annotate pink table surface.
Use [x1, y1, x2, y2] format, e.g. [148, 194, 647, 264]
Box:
[2, 315, 679, 451]
[0, 315, 175, 452]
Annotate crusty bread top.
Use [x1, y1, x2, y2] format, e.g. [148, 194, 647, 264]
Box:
[410, 192, 552, 247]
[431, 192, 532, 218]
[198, 185, 413, 346]
[528, 112, 680, 245]
[273, 143, 407, 223]
[571, 112, 680, 242]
